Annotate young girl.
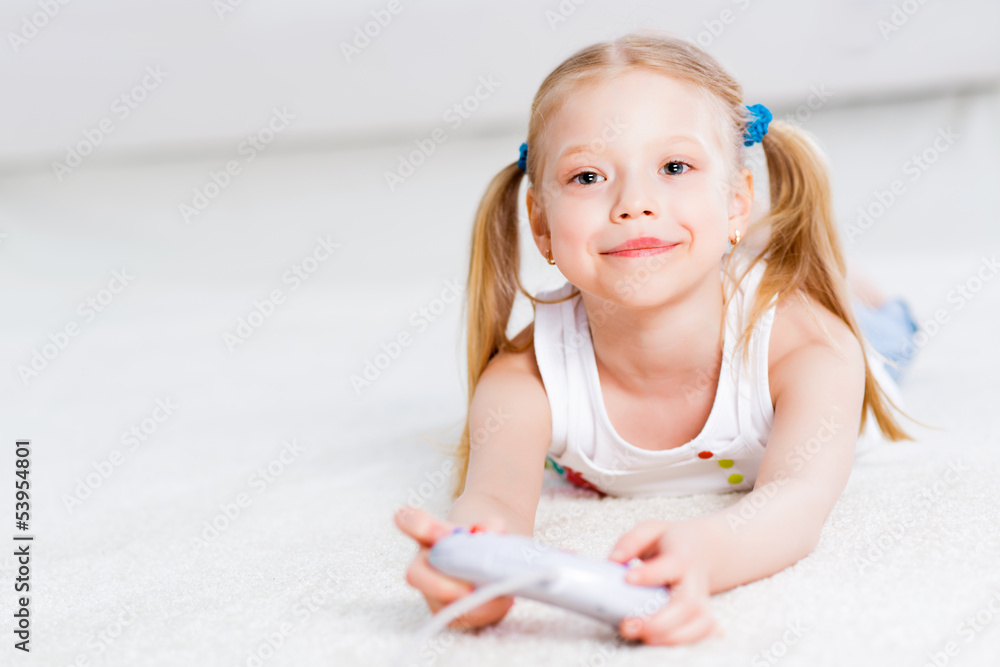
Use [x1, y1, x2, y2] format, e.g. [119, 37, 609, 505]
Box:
[395, 31, 918, 646]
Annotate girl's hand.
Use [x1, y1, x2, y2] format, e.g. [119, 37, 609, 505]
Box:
[608, 520, 724, 646]
[394, 506, 514, 630]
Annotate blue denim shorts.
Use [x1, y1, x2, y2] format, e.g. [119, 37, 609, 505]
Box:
[852, 298, 919, 384]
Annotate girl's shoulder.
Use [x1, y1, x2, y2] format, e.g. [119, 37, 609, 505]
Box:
[767, 289, 865, 406]
[473, 322, 552, 441]
[483, 322, 543, 386]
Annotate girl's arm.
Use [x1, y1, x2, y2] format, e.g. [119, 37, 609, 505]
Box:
[697, 323, 867, 593]
[397, 340, 553, 628]
[447, 341, 553, 535]
[611, 302, 867, 644]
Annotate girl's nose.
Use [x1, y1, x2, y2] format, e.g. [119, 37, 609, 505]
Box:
[610, 178, 658, 222]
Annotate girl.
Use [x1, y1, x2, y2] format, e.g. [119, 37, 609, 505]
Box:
[395, 31, 918, 646]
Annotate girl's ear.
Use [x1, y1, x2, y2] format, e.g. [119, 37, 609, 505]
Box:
[727, 167, 754, 237]
[526, 186, 550, 246]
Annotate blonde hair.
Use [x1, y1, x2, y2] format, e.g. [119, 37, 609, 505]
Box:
[450, 31, 916, 499]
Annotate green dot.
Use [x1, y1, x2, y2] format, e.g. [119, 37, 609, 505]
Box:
[728, 474, 744, 484]
[717, 459, 734, 468]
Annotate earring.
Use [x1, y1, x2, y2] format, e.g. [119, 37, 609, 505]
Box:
[729, 229, 741, 246]
[545, 249, 556, 265]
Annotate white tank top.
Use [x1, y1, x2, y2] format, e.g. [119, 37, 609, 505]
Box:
[532, 254, 899, 497]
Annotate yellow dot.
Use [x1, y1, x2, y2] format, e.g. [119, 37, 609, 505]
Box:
[728, 474, 744, 484]
[717, 459, 734, 468]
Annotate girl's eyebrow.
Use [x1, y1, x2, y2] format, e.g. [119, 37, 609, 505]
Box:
[556, 135, 705, 160]
[557, 145, 598, 160]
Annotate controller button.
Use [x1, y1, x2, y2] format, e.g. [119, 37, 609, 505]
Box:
[697, 450, 713, 459]
[728, 474, 744, 484]
[717, 459, 734, 468]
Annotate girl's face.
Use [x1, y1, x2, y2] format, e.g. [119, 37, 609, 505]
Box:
[527, 70, 753, 308]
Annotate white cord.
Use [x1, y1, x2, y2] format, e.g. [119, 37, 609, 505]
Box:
[392, 569, 559, 667]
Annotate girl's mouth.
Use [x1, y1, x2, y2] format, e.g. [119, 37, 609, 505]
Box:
[602, 244, 678, 258]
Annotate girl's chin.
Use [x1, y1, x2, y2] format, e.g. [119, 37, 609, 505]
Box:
[575, 281, 677, 308]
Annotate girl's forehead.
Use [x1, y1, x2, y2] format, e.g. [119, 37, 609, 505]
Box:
[545, 73, 721, 156]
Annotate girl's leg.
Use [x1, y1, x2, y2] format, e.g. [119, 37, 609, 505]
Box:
[848, 264, 919, 384]
[852, 298, 919, 384]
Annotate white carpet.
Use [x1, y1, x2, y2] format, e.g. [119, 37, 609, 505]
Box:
[1, 86, 999, 667]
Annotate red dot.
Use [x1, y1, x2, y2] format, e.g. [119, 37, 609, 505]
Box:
[698, 451, 713, 459]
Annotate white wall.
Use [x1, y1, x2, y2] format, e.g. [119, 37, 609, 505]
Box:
[1, 0, 998, 171]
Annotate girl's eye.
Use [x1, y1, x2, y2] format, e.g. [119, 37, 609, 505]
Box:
[662, 160, 692, 175]
[569, 171, 604, 185]
[569, 161, 691, 185]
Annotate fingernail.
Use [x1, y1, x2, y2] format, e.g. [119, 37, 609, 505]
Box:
[469, 524, 486, 533]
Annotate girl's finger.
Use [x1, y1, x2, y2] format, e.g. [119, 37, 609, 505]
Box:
[405, 548, 474, 602]
[395, 506, 453, 547]
[641, 609, 720, 646]
[444, 596, 515, 631]
[406, 547, 515, 630]
[621, 588, 698, 642]
[608, 520, 670, 563]
[623, 553, 684, 587]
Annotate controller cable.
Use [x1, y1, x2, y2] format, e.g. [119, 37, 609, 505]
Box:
[392, 568, 561, 667]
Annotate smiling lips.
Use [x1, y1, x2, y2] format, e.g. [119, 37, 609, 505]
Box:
[602, 236, 679, 257]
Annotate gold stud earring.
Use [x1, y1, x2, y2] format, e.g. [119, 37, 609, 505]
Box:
[545, 249, 556, 265]
[729, 229, 741, 246]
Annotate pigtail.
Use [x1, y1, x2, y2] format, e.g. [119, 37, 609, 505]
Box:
[450, 162, 531, 498]
[735, 120, 915, 441]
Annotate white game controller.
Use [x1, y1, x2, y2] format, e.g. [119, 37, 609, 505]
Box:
[428, 528, 670, 626]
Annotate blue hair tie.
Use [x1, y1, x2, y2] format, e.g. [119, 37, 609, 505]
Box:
[517, 142, 528, 171]
[743, 104, 772, 147]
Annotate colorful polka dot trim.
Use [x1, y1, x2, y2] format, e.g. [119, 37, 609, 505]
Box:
[687, 452, 747, 485]
[710, 458, 742, 484]
[544, 456, 564, 475]
[545, 454, 747, 489]
[544, 455, 603, 494]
